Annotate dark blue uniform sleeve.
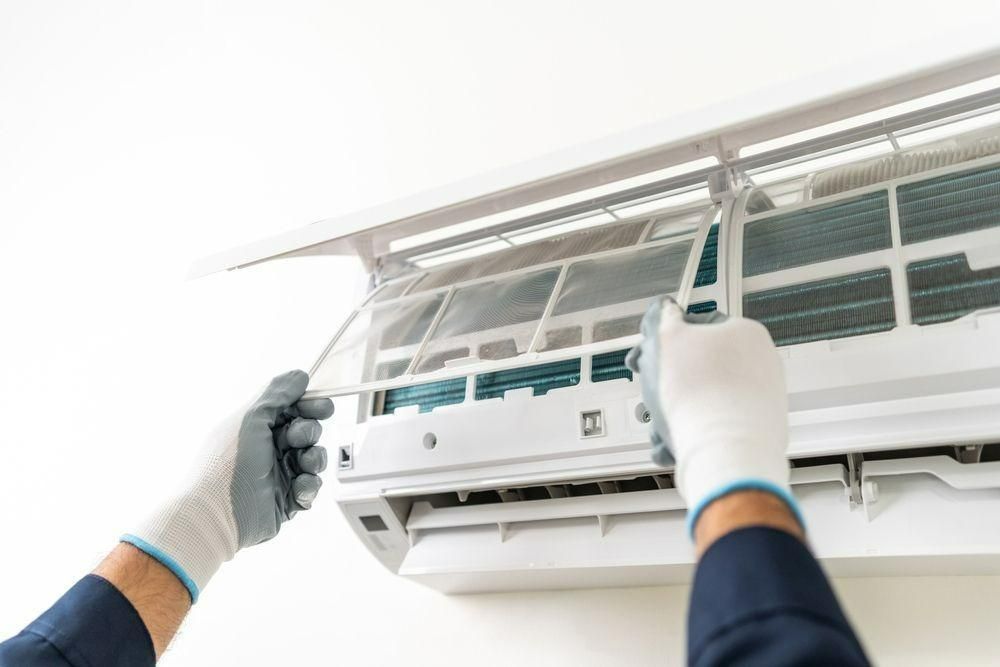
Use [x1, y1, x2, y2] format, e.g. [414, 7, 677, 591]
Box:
[0, 574, 155, 667]
[688, 527, 871, 667]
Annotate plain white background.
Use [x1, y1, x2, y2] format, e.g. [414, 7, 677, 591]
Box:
[3, 1, 1000, 665]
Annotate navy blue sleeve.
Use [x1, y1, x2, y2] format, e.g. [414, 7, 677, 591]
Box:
[688, 527, 871, 667]
[0, 574, 155, 667]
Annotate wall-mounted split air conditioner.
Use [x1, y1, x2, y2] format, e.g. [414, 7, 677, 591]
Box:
[193, 50, 1000, 593]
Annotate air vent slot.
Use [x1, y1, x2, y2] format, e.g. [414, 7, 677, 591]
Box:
[694, 223, 719, 287]
[379, 377, 467, 415]
[591, 349, 632, 383]
[475, 358, 581, 400]
[687, 300, 718, 315]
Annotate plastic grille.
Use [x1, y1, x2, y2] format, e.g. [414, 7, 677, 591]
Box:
[907, 254, 1000, 325]
[380, 378, 467, 414]
[475, 359, 582, 400]
[414, 268, 560, 373]
[897, 164, 1000, 244]
[743, 191, 892, 277]
[416, 220, 647, 292]
[694, 224, 719, 287]
[591, 349, 632, 383]
[742, 269, 896, 346]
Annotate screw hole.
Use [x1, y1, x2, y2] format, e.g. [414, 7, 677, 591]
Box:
[635, 403, 651, 424]
[423, 433, 437, 450]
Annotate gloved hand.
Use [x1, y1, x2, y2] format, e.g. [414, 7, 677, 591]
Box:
[122, 370, 334, 602]
[626, 297, 803, 537]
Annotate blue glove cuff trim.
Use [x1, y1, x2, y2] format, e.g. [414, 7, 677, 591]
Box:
[685, 479, 806, 540]
[120, 534, 200, 604]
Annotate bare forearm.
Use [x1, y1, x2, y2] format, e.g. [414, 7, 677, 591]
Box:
[693, 489, 804, 558]
[93, 543, 191, 659]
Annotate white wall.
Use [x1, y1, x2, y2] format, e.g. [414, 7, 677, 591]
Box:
[2, 2, 1000, 665]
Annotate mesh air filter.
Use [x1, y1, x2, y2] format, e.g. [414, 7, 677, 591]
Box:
[591, 349, 632, 383]
[414, 268, 560, 373]
[310, 293, 446, 389]
[370, 276, 419, 303]
[381, 378, 467, 414]
[743, 269, 896, 346]
[907, 254, 1000, 325]
[743, 192, 892, 277]
[538, 241, 693, 352]
[475, 359, 582, 400]
[416, 220, 647, 292]
[897, 164, 1000, 244]
[694, 224, 719, 287]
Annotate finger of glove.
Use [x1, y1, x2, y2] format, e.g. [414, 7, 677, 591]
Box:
[292, 473, 323, 510]
[276, 417, 323, 450]
[295, 398, 335, 420]
[248, 370, 310, 427]
[296, 446, 328, 474]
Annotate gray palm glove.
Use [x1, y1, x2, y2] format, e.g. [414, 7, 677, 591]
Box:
[625, 297, 727, 467]
[123, 370, 333, 602]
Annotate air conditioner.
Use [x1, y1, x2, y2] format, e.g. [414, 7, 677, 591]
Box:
[193, 50, 1000, 593]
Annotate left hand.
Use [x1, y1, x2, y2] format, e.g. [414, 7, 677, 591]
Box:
[122, 370, 334, 602]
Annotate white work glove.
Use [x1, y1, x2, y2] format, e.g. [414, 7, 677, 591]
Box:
[626, 297, 803, 536]
[122, 370, 333, 602]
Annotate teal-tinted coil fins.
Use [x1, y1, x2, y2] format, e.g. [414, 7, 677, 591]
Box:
[694, 224, 719, 287]
[743, 191, 892, 277]
[475, 359, 581, 400]
[898, 164, 1000, 244]
[687, 300, 718, 315]
[743, 269, 896, 346]
[382, 378, 466, 414]
[591, 349, 632, 383]
[907, 254, 1000, 325]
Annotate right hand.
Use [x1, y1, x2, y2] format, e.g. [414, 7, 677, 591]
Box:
[626, 297, 801, 535]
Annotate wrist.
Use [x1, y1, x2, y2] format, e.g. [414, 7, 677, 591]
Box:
[693, 489, 805, 557]
[125, 468, 239, 602]
[94, 543, 192, 658]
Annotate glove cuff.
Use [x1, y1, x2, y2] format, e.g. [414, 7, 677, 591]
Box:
[684, 478, 805, 539]
[120, 533, 204, 603]
[122, 463, 240, 603]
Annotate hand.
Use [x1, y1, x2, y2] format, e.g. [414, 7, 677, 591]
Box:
[626, 298, 802, 536]
[122, 370, 334, 602]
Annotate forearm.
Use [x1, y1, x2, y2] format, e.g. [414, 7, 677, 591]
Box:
[687, 491, 869, 666]
[94, 544, 191, 659]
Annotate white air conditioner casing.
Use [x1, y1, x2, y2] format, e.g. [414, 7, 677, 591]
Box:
[195, 49, 1000, 593]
